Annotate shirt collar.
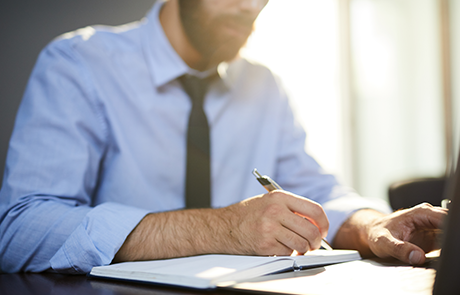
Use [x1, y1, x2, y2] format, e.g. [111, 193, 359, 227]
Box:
[141, 0, 232, 90]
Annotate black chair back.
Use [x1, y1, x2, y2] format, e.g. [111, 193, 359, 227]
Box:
[388, 177, 447, 211]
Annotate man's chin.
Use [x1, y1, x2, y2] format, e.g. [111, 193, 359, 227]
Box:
[205, 46, 241, 66]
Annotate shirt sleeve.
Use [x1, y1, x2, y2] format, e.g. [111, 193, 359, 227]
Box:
[0, 38, 149, 273]
[272, 78, 392, 243]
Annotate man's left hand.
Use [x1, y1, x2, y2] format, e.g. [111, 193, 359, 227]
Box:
[334, 204, 448, 265]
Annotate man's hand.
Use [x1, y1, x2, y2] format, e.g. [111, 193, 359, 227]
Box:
[334, 204, 448, 265]
[114, 191, 329, 263]
[224, 191, 329, 256]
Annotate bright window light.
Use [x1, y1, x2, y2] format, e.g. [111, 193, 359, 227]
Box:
[242, 0, 345, 182]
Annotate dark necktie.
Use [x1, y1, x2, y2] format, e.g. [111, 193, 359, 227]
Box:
[180, 74, 212, 209]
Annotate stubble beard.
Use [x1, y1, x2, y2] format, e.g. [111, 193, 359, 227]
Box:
[178, 0, 254, 69]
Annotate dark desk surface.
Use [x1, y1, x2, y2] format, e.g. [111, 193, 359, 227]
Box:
[0, 257, 436, 295]
[0, 272, 244, 295]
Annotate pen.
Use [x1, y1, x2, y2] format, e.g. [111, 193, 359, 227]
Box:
[252, 168, 334, 251]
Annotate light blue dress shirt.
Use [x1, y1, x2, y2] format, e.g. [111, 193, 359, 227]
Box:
[0, 0, 390, 273]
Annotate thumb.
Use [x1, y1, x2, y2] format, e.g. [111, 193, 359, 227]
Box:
[386, 235, 426, 265]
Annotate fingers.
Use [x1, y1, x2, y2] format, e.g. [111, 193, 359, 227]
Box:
[259, 217, 318, 255]
[276, 191, 329, 239]
[275, 226, 312, 255]
[367, 204, 447, 265]
[262, 236, 295, 257]
[261, 191, 328, 254]
[376, 232, 426, 265]
[279, 212, 322, 251]
[408, 203, 448, 229]
[253, 215, 306, 256]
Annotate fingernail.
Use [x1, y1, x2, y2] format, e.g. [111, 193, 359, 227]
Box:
[409, 251, 422, 265]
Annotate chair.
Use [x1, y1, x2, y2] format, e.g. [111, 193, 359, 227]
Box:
[388, 177, 447, 211]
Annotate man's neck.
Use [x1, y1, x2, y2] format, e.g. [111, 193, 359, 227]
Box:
[159, 0, 211, 71]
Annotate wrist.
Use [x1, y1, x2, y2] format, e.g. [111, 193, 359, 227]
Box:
[177, 206, 244, 256]
[212, 204, 247, 254]
[354, 209, 386, 248]
[333, 209, 386, 257]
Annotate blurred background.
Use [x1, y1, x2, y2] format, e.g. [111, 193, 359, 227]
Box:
[1, 0, 458, 203]
[244, 0, 459, 202]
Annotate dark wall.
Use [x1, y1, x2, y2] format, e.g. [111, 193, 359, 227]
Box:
[0, 0, 156, 186]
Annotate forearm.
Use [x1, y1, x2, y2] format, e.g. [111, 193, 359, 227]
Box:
[332, 209, 385, 258]
[113, 207, 236, 262]
[114, 191, 330, 263]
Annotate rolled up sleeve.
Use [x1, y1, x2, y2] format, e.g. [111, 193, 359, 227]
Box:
[49, 202, 148, 274]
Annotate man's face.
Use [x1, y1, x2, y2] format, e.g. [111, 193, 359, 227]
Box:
[179, 0, 268, 65]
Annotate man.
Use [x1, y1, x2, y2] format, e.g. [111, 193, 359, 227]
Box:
[0, 0, 447, 273]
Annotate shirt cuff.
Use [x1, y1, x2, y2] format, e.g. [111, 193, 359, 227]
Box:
[322, 192, 392, 243]
[49, 202, 149, 273]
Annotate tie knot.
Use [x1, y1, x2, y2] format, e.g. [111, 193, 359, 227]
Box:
[180, 75, 210, 104]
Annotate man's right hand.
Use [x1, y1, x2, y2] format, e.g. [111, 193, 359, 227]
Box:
[221, 191, 329, 256]
[114, 191, 329, 262]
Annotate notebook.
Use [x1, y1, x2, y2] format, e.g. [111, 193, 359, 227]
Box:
[88, 249, 360, 289]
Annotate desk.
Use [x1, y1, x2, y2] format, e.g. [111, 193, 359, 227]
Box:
[0, 258, 436, 295]
[0, 272, 241, 295]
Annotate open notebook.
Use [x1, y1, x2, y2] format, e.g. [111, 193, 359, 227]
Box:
[89, 249, 360, 289]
